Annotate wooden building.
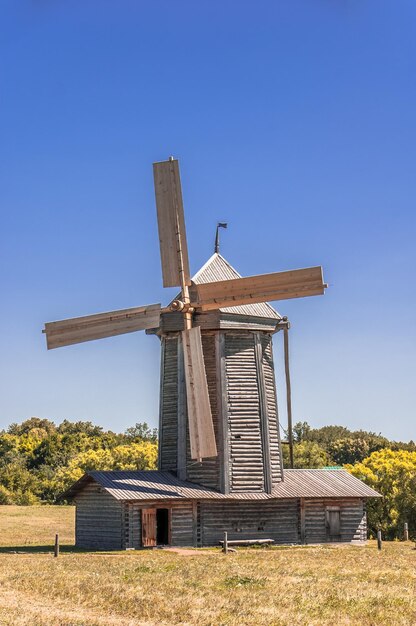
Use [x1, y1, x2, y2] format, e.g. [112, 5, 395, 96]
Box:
[67, 469, 379, 549]
[65, 254, 381, 550]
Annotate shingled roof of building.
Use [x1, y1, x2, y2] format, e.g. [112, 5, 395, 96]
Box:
[63, 468, 381, 501]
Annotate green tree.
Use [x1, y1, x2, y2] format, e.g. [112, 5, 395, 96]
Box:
[347, 449, 416, 539]
[292, 421, 311, 443]
[282, 441, 329, 469]
[7, 417, 56, 436]
[328, 438, 370, 465]
[124, 422, 158, 442]
[56, 420, 104, 437]
[54, 440, 158, 496]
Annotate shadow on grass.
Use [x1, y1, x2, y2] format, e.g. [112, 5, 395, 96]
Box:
[0, 544, 91, 554]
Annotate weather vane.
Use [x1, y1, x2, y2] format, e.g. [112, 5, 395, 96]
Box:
[214, 222, 228, 254]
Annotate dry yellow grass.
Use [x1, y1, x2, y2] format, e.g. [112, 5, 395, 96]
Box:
[0, 506, 414, 625]
[0, 505, 74, 548]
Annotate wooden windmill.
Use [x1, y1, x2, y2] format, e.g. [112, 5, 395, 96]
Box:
[43, 158, 326, 473]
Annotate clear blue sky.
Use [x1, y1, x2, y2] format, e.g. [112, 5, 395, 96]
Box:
[1, 1, 415, 440]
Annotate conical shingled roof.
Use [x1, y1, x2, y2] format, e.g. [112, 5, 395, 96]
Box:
[190, 253, 281, 320]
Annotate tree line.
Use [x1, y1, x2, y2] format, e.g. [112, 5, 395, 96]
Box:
[0, 417, 414, 539]
[284, 421, 416, 539]
[0, 417, 158, 505]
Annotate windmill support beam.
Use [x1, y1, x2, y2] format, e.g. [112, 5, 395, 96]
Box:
[255, 332, 272, 494]
[216, 332, 230, 494]
[283, 326, 294, 469]
[177, 334, 187, 481]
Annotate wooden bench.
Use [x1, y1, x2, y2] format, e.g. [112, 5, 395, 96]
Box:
[219, 538, 274, 547]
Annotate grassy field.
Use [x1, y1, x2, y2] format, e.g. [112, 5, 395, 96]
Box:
[0, 506, 414, 625]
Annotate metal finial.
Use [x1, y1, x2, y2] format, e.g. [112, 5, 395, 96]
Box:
[214, 222, 228, 254]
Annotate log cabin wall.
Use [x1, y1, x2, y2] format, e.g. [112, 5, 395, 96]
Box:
[199, 499, 299, 546]
[260, 334, 284, 486]
[74, 481, 124, 550]
[302, 498, 367, 544]
[225, 332, 265, 492]
[158, 336, 179, 471]
[185, 332, 221, 488]
[124, 501, 195, 548]
[75, 493, 368, 550]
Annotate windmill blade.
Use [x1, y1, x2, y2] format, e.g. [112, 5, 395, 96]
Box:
[192, 266, 326, 311]
[182, 326, 217, 459]
[43, 304, 161, 350]
[153, 158, 191, 288]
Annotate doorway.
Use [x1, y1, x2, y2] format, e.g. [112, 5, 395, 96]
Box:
[156, 508, 170, 545]
[326, 506, 341, 541]
[141, 507, 171, 547]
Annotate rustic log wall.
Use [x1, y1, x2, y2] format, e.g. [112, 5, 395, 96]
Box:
[124, 501, 195, 548]
[74, 481, 123, 550]
[303, 498, 367, 544]
[158, 325, 283, 494]
[225, 332, 264, 492]
[185, 333, 220, 489]
[158, 336, 178, 471]
[199, 499, 299, 546]
[260, 335, 284, 485]
[75, 490, 368, 550]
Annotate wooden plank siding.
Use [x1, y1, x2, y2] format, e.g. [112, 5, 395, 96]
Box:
[260, 334, 284, 485]
[158, 328, 284, 493]
[76, 492, 368, 550]
[74, 481, 123, 550]
[303, 498, 367, 544]
[170, 501, 194, 546]
[200, 499, 299, 546]
[159, 336, 179, 471]
[159, 311, 279, 334]
[124, 501, 194, 549]
[225, 332, 264, 492]
[185, 332, 221, 489]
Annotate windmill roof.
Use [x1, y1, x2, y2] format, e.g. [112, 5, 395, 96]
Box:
[189, 253, 281, 320]
[64, 469, 381, 501]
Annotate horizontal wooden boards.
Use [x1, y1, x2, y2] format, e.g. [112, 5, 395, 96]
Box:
[153, 159, 191, 288]
[44, 303, 161, 349]
[182, 326, 217, 460]
[193, 266, 326, 311]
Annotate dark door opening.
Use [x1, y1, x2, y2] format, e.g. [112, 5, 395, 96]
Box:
[326, 507, 341, 541]
[156, 508, 170, 545]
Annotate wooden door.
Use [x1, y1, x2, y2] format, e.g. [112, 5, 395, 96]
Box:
[326, 507, 341, 540]
[142, 508, 157, 547]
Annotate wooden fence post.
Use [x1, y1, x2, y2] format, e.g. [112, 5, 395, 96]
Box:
[404, 523, 409, 542]
[377, 530, 382, 550]
[223, 531, 228, 554]
[54, 533, 59, 558]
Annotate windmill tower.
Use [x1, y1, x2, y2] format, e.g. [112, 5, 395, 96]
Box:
[154, 251, 287, 495]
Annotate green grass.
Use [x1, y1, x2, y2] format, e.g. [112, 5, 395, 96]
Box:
[0, 506, 415, 625]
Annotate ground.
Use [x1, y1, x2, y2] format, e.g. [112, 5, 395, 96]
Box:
[0, 506, 414, 625]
